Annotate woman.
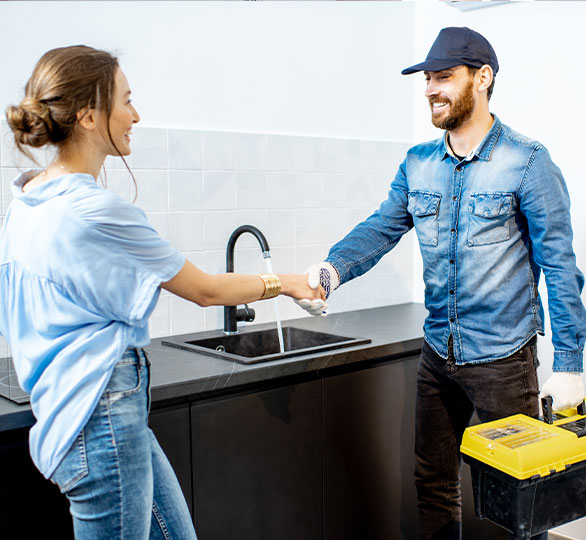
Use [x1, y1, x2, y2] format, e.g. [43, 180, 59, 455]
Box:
[0, 45, 323, 539]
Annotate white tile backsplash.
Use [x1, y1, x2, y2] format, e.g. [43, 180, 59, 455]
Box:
[134, 170, 168, 212]
[203, 131, 235, 170]
[130, 127, 168, 170]
[104, 169, 134, 202]
[169, 170, 203, 211]
[203, 171, 235, 210]
[0, 125, 414, 338]
[296, 209, 323, 245]
[267, 135, 296, 172]
[168, 129, 203, 170]
[267, 210, 296, 247]
[236, 171, 266, 210]
[170, 295, 205, 336]
[169, 212, 203, 252]
[236, 133, 266, 171]
[202, 211, 237, 251]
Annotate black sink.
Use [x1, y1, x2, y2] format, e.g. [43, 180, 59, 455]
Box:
[162, 327, 371, 364]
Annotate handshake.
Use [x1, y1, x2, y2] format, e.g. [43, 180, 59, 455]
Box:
[294, 262, 340, 317]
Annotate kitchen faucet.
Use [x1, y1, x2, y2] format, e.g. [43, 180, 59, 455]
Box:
[224, 225, 271, 334]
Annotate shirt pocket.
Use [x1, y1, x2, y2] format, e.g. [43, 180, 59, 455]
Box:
[467, 192, 514, 246]
[408, 191, 441, 247]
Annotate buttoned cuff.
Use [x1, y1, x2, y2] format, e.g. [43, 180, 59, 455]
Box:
[553, 350, 584, 373]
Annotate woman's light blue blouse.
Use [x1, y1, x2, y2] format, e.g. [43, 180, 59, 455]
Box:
[0, 171, 185, 478]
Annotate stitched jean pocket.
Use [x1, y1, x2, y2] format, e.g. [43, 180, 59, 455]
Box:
[467, 192, 514, 246]
[106, 358, 141, 402]
[408, 191, 441, 247]
[49, 430, 89, 493]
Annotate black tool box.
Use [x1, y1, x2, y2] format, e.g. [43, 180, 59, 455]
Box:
[461, 398, 586, 539]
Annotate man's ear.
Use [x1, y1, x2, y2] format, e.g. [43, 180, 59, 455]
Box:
[76, 107, 98, 131]
[476, 65, 494, 93]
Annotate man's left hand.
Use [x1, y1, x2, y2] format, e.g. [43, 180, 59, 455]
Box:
[540, 372, 585, 413]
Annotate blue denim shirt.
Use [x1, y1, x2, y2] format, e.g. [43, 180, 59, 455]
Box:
[326, 116, 586, 371]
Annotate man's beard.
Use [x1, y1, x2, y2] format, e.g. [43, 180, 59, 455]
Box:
[430, 79, 475, 131]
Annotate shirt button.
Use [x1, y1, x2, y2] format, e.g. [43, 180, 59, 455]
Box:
[450, 259, 454, 264]
[453, 196, 457, 201]
[449, 318, 455, 323]
[451, 228, 455, 233]
[449, 290, 454, 295]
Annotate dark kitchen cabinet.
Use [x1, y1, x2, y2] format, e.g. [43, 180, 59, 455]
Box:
[0, 427, 74, 539]
[322, 355, 506, 540]
[190, 380, 322, 540]
[322, 355, 421, 540]
[0, 405, 192, 540]
[0, 350, 508, 540]
[149, 403, 193, 516]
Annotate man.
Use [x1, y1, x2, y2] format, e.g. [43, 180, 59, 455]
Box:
[296, 27, 586, 540]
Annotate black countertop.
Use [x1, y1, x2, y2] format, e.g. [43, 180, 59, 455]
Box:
[0, 303, 426, 433]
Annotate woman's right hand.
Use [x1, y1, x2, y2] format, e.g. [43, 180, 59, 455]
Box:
[278, 274, 325, 302]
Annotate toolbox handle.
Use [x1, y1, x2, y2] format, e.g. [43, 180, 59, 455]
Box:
[541, 396, 554, 424]
[541, 397, 586, 425]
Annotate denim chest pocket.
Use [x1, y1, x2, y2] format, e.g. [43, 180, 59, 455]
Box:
[408, 191, 441, 247]
[467, 192, 514, 246]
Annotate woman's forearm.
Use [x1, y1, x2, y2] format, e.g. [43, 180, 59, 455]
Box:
[161, 261, 322, 307]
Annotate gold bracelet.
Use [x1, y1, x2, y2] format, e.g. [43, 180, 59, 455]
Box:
[259, 273, 281, 300]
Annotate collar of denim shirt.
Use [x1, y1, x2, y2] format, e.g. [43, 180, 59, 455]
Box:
[440, 114, 503, 163]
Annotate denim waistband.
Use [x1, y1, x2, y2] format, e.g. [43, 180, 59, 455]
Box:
[119, 347, 148, 366]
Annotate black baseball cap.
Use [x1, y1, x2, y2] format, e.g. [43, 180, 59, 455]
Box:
[401, 27, 499, 75]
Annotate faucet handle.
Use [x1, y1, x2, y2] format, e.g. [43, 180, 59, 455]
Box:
[236, 304, 255, 323]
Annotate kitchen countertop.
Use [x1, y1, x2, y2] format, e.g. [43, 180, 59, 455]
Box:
[0, 303, 427, 433]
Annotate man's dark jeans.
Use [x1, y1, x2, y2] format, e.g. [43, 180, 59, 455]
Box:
[415, 337, 547, 540]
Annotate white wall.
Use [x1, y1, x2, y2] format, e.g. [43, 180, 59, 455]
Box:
[0, 1, 415, 141]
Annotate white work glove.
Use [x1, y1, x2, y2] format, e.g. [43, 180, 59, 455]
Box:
[294, 262, 340, 317]
[540, 372, 585, 413]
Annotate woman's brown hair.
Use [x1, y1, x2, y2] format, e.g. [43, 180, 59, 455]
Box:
[6, 45, 123, 161]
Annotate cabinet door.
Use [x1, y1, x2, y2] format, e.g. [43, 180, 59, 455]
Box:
[322, 356, 507, 540]
[323, 356, 421, 540]
[149, 404, 193, 517]
[0, 427, 73, 539]
[191, 380, 322, 540]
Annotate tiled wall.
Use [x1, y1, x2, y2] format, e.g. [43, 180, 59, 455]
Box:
[0, 120, 415, 350]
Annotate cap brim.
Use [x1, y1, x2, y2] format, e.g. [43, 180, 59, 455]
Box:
[401, 58, 466, 75]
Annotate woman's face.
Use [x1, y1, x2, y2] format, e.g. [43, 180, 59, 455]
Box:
[106, 68, 140, 156]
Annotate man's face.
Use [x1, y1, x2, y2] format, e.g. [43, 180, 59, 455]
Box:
[424, 66, 476, 131]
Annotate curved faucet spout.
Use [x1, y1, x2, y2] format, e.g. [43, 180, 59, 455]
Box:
[226, 225, 271, 273]
[224, 225, 271, 334]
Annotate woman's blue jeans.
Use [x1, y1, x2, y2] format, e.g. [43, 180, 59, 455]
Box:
[49, 348, 197, 540]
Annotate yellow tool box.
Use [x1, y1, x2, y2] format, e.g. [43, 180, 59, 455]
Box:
[461, 398, 586, 540]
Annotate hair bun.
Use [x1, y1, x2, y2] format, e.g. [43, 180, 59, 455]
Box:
[5, 97, 54, 149]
